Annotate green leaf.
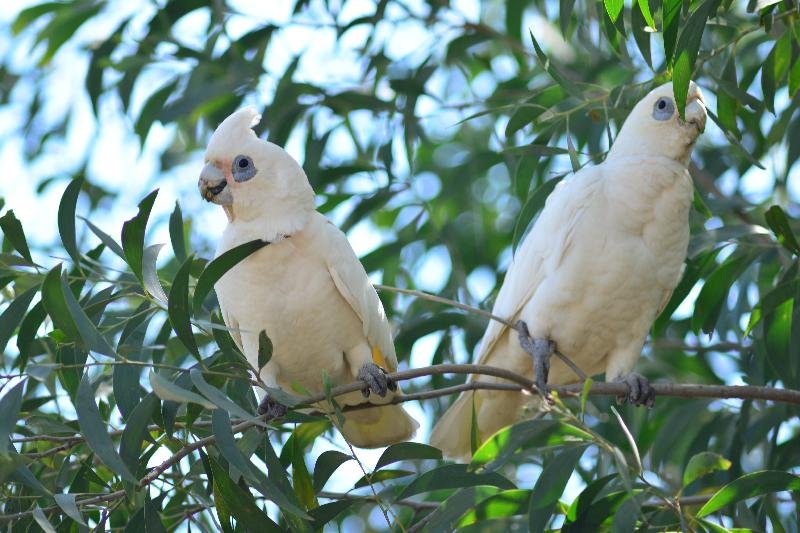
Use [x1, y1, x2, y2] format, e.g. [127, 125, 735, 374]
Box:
[119, 393, 158, 473]
[189, 368, 260, 424]
[57, 177, 83, 267]
[662, 0, 681, 66]
[143, 495, 168, 533]
[765, 205, 800, 255]
[683, 451, 732, 487]
[81, 216, 125, 259]
[76, 374, 136, 482]
[168, 255, 199, 358]
[192, 239, 270, 312]
[142, 243, 168, 304]
[374, 442, 442, 470]
[209, 456, 283, 532]
[0, 285, 38, 355]
[309, 500, 355, 528]
[149, 371, 215, 409]
[313, 450, 353, 492]
[716, 56, 741, 138]
[0, 210, 32, 262]
[258, 330, 273, 369]
[121, 189, 159, 284]
[691, 251, 758, 334]
[421, 486, 504, 532]
[631, 0, 652, 68]
[11, 2, 64, 34]
[697, 470, 800, 517]
[32, 506, 58, 533]
[54, 493, 87, 526]
[529, 446, 588, 533]
[397, 464, 515, 499]
[512, 175, 564, 251]
[471, 419, 592, 472]
[604, 0, 623, 22]
[706, 109, 766, 169]
[0, 379, 25, 445]
[353, 468, 414, 488]
[41, 264, 81, 342]
[457, 489, 531, 527]
[292, 433, 318, 510]
[60, 272, 117, 357]
[789, 57, 800, 97]
[637, 0, 656, 28]
[134, 80, 179, 144]
[528, 31, 581, 97]
[36, 3, 102, 66]
[672, 0, 719, 118]
[211, 409, 310, 518]
[169, 202, 187, 263]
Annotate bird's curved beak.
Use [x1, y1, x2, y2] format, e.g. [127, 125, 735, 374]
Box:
[199, 162, 232, 205]
[685, 86, 707, 134]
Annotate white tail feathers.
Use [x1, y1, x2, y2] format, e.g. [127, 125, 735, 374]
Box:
[429, 391, 476, 461]
[338, 404, 418, 448]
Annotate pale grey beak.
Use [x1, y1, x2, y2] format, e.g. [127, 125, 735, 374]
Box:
[198, 162, 231, 204]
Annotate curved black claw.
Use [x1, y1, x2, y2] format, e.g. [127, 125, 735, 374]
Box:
[615, 372, 656, 408]
[516, 320, 555, 402]
[257, 394, 289, 421]
[357, 362, 395, 398]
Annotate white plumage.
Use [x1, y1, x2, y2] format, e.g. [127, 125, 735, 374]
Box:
[430, 81, 707, 459]
[200, 107, 417, 447]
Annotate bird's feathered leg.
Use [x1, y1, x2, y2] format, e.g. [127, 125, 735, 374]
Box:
[615, 372, 655, 407]
[257, 394, 288, 420]
[357, 362, 397, 398]
[516, 320, 555, 401]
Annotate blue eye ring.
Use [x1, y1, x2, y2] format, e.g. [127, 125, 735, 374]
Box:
[232, 155, 257, 182]
[652, 97, 674, 121]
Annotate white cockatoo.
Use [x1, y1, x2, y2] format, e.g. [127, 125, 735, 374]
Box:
[430, 81, 707, 459]
[199, 107, 417, 447]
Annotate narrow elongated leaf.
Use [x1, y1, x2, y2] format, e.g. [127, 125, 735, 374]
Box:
[631, 1, 652, 67]
[169, 202, 187, 262]
[57, 177, 83, 267]
[76, 375, 136, 482]
[421, 486, 503, 532]
[120, 393, 158, 473]
[0, 379, 25, 444]
[211, 409, 310, 518]
[142, 244, 168, 304]
[292, 434, 318, 509]
[149, 370, 214, 409]
[80, 216, 125, 259]
[121, 189, 159, 284]
[168, 255, 199, 358]
[193, 239, 269, 312]
[397, 464, 515, 499]
[697, 470, 800, 517]
[313, 450, 353, 492]
[672, 0, 719, 118]
[0, 210, 32, 262]
[662, 0, 681, 65]
[134, 81, 178, 144]
[529, 446, 588, 532]
[60, 272, 117, 357]
[692, 251, 758, 333]
[0, 285, 38, 354]
[765, 205, 800, 255]
[683, 451, 732, 486]
[375, 442, 442, 470]
[209, 456, 282, 532]
[54, 493, 86, 526]
[41, 264, 81, 342]
[189, 368, 259, 424]
[32, 506, 58, 533]
[603, 0, 623, 22]
[143, 496, 168, 533]
[309, 500, 354, 528]
[258, 330, 273, 369]
[457, 489, 531, 527]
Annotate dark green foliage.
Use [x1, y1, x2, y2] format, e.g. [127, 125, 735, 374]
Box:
[1, 1, 799, 531]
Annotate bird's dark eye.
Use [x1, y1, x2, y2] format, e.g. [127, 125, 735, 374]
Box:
[652, 97, 674, 121]
[232, 155, 257, 182]
[657, 100, 666, 110]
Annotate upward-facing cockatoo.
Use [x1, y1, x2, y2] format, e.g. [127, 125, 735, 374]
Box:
[430, 81, 707, 459]
[198, 107, 417, 448]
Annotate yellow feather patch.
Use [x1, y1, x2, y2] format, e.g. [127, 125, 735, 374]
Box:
[371, 346, 387, 368]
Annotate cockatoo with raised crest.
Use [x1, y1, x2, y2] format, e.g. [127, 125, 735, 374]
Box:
[199, 107, 417, 447]
[430, 81, 707, 459]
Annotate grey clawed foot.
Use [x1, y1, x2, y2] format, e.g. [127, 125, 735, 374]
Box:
[357, 362, 396, 398]
[516, 320, 555, 402]
[257, 394, 288, 421]
[615, 372, 655, 408]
